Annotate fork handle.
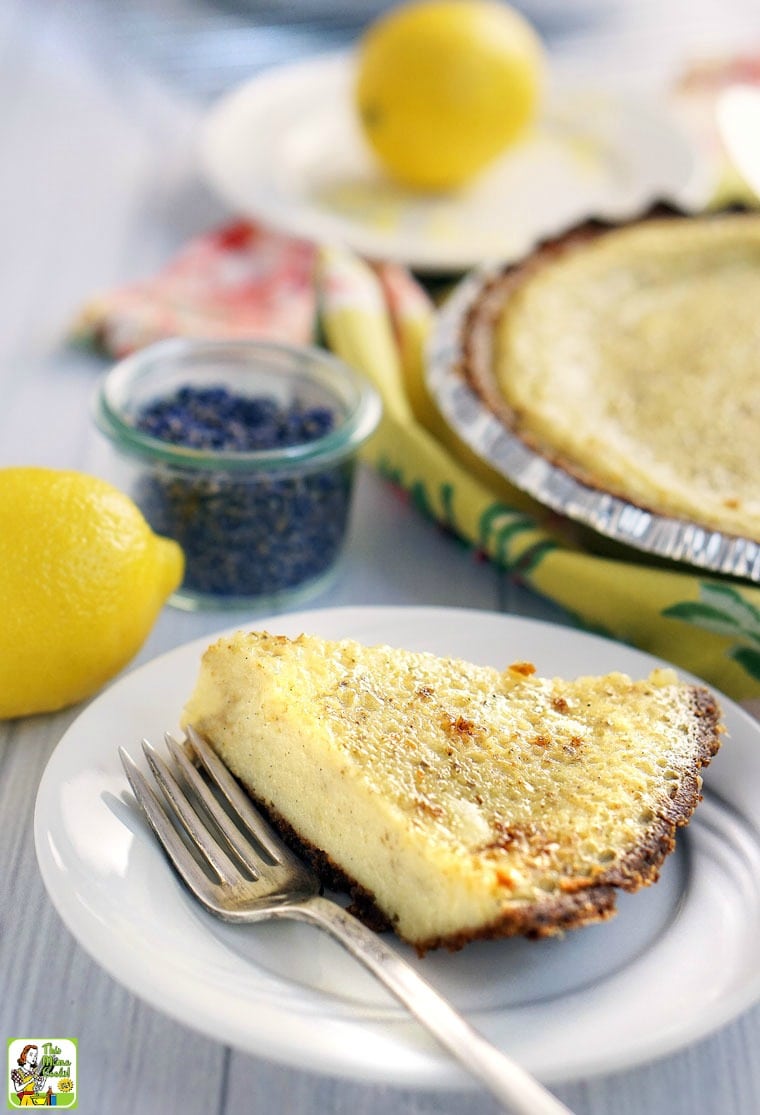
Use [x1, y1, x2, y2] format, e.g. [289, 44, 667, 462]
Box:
[292, 895, 573, 1115]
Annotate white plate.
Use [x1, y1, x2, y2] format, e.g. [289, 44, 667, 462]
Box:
[35, 605, 760, 1088]
[198, 52, 710, 273]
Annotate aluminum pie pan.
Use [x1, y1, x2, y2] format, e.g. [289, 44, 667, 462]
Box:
[426, 261, 760, 584]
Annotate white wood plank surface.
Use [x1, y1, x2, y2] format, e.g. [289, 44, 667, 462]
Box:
[2, 3, 760, 1113]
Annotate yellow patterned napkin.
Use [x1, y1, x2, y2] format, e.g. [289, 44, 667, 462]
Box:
[316, 247, 760, 704]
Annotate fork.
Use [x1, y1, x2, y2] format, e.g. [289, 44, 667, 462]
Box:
[119, 726, 574, 1115]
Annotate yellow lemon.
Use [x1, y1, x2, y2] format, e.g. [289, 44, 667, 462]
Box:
[0, 467, 184, 718]
[355, 0, 544, 191]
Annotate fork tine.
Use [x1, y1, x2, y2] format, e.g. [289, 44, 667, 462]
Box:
[185, 724, 290, 866]
[119, 746, 221, 897]
[141, 738, 243, 885]
[163, 731, 263, 878]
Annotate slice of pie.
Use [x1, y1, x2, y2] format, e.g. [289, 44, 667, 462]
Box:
[459, 207, 760, 543]
[181, 629, 723, 953]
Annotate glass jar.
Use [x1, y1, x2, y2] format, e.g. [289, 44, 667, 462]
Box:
[94, 337, 382, 610]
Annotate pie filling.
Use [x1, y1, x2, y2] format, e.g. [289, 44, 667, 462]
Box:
[484, 214, 760, 540]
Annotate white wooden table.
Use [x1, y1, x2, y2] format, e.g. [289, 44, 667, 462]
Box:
[2, 2, 760, 1113]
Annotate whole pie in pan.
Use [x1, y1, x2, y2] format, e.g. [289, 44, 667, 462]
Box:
[459, 207, 760, 545]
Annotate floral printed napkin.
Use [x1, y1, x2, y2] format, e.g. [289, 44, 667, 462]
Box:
[72, 222, 317, 356]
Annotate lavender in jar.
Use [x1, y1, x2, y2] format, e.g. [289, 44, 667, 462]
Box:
[134, 385, 352, 600]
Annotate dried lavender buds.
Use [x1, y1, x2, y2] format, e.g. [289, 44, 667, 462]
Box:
[95, 338, 381, 609]
[136, 386, 335, 451]
[133, 385, 351, 601]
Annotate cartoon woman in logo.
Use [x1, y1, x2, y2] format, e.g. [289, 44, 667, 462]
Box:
[10, 1045, 53, 1106]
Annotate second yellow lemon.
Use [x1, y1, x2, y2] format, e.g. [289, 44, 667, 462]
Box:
[0, 467, 184, 718]
[355, 0, 544, 192]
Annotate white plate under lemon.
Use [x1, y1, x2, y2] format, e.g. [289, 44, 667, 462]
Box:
[35, 605, 760, 1088]
[198, 53, 710, 273]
